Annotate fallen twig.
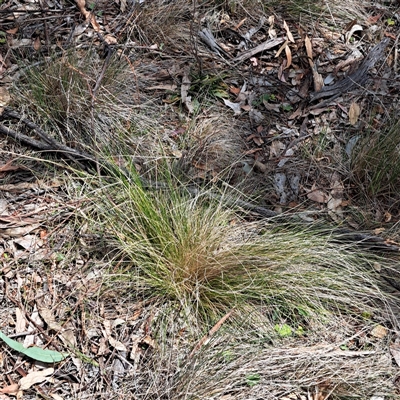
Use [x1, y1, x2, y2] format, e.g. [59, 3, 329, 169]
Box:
[1, 108, 97, 169]
[310, 38, 390, 102]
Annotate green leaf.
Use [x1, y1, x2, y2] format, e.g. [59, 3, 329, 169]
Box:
[246, 373, 260, 387]
[295, 326, 304, 336]
[0, 330, 67, 363]
[274, 323, 293, 337]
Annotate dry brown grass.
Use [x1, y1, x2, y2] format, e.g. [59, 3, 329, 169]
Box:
[1, 0, 400, 399]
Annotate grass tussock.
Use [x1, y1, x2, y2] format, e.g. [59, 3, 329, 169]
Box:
[85, 159, 393, 332]
[13, 49, 141, 152]
[351, 117, 400, 201]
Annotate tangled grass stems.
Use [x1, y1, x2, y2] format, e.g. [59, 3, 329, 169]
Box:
[352, 118, 400, 199]
[86, 158, 392, 331]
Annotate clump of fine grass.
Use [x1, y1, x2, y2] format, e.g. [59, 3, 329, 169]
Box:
[351, 117, 400, 201]
[87, 158, 393, 331]
[12, 49, 138, 152]
[266, 0, 369, 26]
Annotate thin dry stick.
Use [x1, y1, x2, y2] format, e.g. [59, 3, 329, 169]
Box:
[189, 309, 234, 358]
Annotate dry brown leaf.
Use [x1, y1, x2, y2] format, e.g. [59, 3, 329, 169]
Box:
[285, 44, 292, 70]
[19, 368, 54, 390]
[141, 335, 156, 348]
[38, 308, 63, 332]
[253, 160, 267, 173]
[1, 224, 41, 238]
[6, 27, 18, 35]
[370, 325, 388, 339]
[75, 0, 90, 18]
[190, 310, 233, 357]
[104, 35, 117, 45]
[223, 99, 241, 115]
[269, 140, 285, 158]
[130, 334, 142, 369]
[74, 0, 100, 32]
[234, 18, 246, 30]
[148, 84, 177, 91]
[119, 0, 127, 13]
[283, 20, 295, 43]
[103, 319, 112, 337]
[108, 337, 127, 352]
[275, 40, 289, 58]
[0, 384, 19, 395]
[60, 328, 77, 348]
[15, 308, 26, 333]
[327, 196, 343, 217]
[97, 337, 109, 356]
[366, 14, 382, 24]
[346, 24, 363, 44]
[349, 102, 361, 125]
[0, 160, 25, 174]
[268, 26, 277, 39]
[311, 63, 324, 92]
[90, 16, 101, 32]
[305, 36, 313, 65]
[307, 184, 328, 203]
[384, 211, 392, 222]
[33, 37, 41, 51]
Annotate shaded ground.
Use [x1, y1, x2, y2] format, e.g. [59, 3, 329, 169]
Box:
[1, 0, 400, 399]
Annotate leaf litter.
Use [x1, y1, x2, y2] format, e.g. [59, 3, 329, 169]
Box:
[0, 0, 400, 398]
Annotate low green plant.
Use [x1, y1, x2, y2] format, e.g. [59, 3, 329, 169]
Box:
[245, 373, 260, 387]
[274, 323, 293, 337]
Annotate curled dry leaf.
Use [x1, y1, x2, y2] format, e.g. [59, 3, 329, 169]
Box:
[275, 40, 289, 58]
[223, 99, 242, 115]
[305, 36, 313, 65]
[119, 0, 127, 12]
[311, 63, 324, 92]
[74, 0, 100, 32]
[346, 24, 363, 43]
[283, 20, 295, 43]
[15, 308, 26, 333]
[285, 45, 292, 70]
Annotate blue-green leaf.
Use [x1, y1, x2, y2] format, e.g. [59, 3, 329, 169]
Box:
[0, 330, 67, 363]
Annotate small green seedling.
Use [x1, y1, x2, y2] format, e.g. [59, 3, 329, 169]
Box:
[246, 373, 260, 387]
[274, 323, 293, 338]
[387, 18, 395, 26]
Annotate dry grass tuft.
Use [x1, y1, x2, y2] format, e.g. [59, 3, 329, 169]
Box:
[351, 117, 400, 200]
[178, 116, 245, 182]
[81, 158, 396, 336]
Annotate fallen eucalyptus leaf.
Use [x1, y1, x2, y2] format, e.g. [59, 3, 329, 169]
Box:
[19, 368, 54, 390]
[0, 330, 67, 363]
